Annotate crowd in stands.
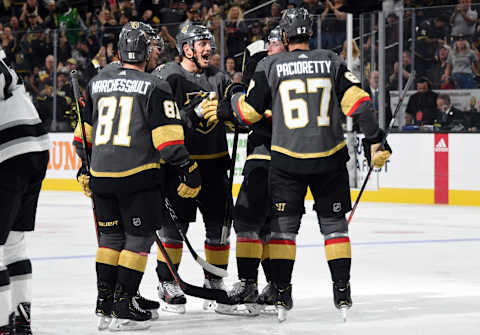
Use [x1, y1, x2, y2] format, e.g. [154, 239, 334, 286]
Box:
[0, 0, 479, 131]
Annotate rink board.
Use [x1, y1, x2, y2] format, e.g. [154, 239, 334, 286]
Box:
[41, 133, 480, 206]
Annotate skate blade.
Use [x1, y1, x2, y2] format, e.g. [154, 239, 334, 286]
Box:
[214, 303, 260, 317]
[259, 305, 276, 315]
[277, 306, 288, 323]
[149, 309, 160, 320]
[160, 300, 186, 314]
[339, 306, 349, 322]
[203, 299, 215, 311]
[108, 318, 150, 331]
[97, 315, 111, 330]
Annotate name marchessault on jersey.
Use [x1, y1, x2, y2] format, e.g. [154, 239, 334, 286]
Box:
[276, 60, 331, 78]
[91, 79, 152, 95]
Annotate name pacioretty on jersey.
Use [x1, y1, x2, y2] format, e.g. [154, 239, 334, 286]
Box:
[276, 60, 331, 77]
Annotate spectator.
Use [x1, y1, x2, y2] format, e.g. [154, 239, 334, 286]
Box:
[321, 0, 346, 49]
[434, 93, 467, 131]
[389, 50, 412, 89]
[43, 0, 59, 29]
[365, 70, 392, 129]
[38, 54, 54, 85]
[225, 5, 248, 63]
[1, 27, 16, 65]
[34, 84, 70, 131]
[249, 21, 264, 44]
[211, 53, 221, 69]
[450, 0, 477, 42]
[340, 39, 361, 81]
[300, 0, 324, 14]
[225, 56, 236, 78]
[405, 77, 439, 126]
[263, 2, 282, 34]
[159, 25, 177, 63]
[444, 39, 479, 89]
[159, 0, 187, 38]
[431, 45, 451, 89]
[57, 35, 72, 64]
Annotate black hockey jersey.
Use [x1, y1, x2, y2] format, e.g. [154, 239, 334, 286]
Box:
[153, 62, 231, 160]
[73, 66, 189, 182]
[232, 48, 381, 174]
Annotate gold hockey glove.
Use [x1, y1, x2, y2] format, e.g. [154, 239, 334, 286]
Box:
[195, 92, 219, 125]
[362, 130, 392, 168]
[176, 160, 202, 198]
[76, 165, 91, 198]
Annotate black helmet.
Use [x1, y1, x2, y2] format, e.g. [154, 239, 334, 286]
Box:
[118, 22, 151, 63]
[176, 24, 216, 56]
[138, 22, 165, 53]
[268, 25, 283, 42]
[279, 8, 313, 42]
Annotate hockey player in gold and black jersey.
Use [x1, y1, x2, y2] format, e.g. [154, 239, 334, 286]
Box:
[151, 24, 232, 314]
[73, 22, 201, 331]
[217, 27, 286, 316]
[202, 8, 392, 322]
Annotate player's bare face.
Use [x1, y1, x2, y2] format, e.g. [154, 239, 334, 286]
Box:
[147, 40, 161, 71]
[267, 40, 285, 55]
[194, 40, 213, 68]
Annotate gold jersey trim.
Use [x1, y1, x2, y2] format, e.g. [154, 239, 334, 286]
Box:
[90, 163, 161, 177]
[341, 85, 370, 116]
[246, 154, 271, 161]
[189, 151, 229, 160]
[118, 250, 148, 273]
[152, 124, 185, 149]
[236, 94, 263, 124]
[271, 140, 346, 159]
[74, 122, 93, 144]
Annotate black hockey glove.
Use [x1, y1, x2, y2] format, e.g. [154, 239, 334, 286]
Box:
[180, 94, 205, 128]
[216, 83, 249, 133]
[176, 160, 202, 198]
[362, 130, 392, 168]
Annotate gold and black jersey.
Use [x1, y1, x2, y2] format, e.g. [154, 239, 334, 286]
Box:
[232, 48, 380, 174]
[73, 66, 189, 182]
[153, 62, 231, 160]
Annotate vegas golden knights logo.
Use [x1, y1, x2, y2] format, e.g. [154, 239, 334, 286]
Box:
[275, 203, 286, 212]
[185, 91, 218, 134]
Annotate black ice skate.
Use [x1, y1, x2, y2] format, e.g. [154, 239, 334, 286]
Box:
[95, 282, 114, 330]
[333, 281, 352, 322]
[215, 279, 260, 316]
[109, 284, 151, 331]
[203, 277, 228, 312]
[274, 284, 293, 323]
[134, 292, 160, 320]
[257, 282, 276, 313]
[158, 280, 187, 314]
[15, 302, 32, 335]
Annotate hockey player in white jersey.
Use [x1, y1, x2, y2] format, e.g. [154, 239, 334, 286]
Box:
[0, 47, 50, 335]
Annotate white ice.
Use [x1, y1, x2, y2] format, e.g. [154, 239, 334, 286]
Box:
[29, 191, 480, 334]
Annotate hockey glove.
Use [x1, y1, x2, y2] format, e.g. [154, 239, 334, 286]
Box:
[176, 160, 202, 198]
[195, 92, 219, 126]
[76, 164, 91, 198]
[208, 82, 248, 126]
[362, 130, 392, 168]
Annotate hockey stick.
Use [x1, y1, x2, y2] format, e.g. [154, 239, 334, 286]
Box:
[71, 70, 100, 245]
[163, 197, 228, 277]
[154, 230, 229, 302]
[347, 71, 416, 225]
[220, 51, 248, 245]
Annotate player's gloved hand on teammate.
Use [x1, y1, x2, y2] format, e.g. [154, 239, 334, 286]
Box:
[176, 160, 202, 198]
[362, 130, 392, 168]
[76, 164, 91, 198]
[194, 92, 218, 125]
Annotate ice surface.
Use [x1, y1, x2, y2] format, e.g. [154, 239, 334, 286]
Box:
[29, 191, 480, 334]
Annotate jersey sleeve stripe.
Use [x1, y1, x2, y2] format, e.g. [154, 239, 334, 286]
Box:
[152, 124, 185, 150]
[73, 122, 93, 147]
[341, 86, 371, 116]
[233, 94, 263, 125]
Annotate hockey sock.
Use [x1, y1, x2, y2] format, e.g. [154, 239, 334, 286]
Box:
[236, 234, 262, 280]
[324, 234, 351, 282]
[268, 238, 296, 285]
[204, 241, 229, 280]
[260, 243, 272, 282]
[156, 241, 183, 281]
[0, 246, 11, 328]
[117, 250, 148, 295]
[4, 232, 31, 315]
[96, 247, 120, 288]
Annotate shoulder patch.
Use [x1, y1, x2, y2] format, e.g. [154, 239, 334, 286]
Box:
[344, 71, 360, 84]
